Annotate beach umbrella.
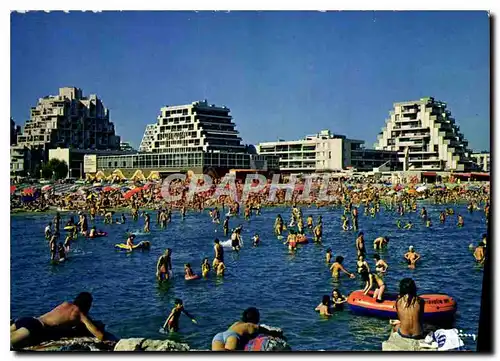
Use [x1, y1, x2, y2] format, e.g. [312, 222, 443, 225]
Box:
[41, 185, 53, 192]
[103, 186, 114, 192]
[416, 186, 427, 193]
[22, 187, 36, 195]
[10, 185, 16, 195]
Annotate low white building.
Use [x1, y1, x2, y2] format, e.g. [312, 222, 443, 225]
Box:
[257, 130, 399, 173]
[470, 152, 490, 172]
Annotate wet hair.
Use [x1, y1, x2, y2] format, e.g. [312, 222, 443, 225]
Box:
[385, 237, 389, 242]
[242, 307, 260, 324]
[399, 278, 417, 307]
[482, 234, 487, 239]
[478, 241, 484, 247]
[335, 256, 344, 264]
[73, 292, 93, 315]
[358, 232, 364, 237]
[185, 263, 191, 268]
[174, 298, 183, 306]
[373, 254, 380, 261]
[214, 239, 220, 244]
[332, 288, 340, 296]
[322, 295, 330, 305]
[326, 248, 332, 253]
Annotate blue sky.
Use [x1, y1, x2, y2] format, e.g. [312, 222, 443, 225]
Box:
[11, 11, 490, 151]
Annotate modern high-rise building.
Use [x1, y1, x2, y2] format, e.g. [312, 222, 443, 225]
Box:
[11, 87, 121, 175]
[91, 100, 279, 177]
[257, 130, 399, 173]
[375, 97, 476, 171]
[120, 141, 136, 152]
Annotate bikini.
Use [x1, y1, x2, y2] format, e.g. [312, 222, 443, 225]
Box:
[212, 329, 241, 346]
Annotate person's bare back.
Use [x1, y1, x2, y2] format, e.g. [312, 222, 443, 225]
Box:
[38, 302, 81, 327]
[395, 294, 424, 338]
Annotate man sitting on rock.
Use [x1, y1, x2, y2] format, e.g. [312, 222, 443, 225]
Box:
[10, 292, 104, 349]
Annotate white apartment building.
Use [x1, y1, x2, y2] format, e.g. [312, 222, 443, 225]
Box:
[95, 100, 279, 175]
[471, 152, 490, 172]
[11, 87, 121, 175]
[257, 130, 399, 173]
[375, 97, 476, 172]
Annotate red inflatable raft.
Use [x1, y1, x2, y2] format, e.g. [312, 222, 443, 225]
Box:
[347, 290, 456, 324]
[296, 235, 308, 244]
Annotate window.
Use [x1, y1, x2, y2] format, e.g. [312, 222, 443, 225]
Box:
[114, 162, 118, 167]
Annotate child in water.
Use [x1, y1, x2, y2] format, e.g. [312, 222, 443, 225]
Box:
[325, 248, 333, 263]
[404, 221, 413, 229]
[396, 219, 402, 229]
[457, 214, 464, 228]
[162, 299, 197, 332]
[252, 233, 260, 247]
[426, 218, 432, 228]
[315, 295, 333, 316]
[201, 258, 211, 278]
[184, 263, 197, 279]
[331, 289, 347, 311]
[216, 261, 226, 276]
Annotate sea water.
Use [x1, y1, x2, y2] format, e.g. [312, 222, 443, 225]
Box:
[10, 204, 486, 350]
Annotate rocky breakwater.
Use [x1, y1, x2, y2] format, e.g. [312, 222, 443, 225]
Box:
[19, 324, 291, 352]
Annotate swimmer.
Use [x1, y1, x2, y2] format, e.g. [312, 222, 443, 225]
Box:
[213, 239, 224, 269]
[403, 221, 413, 230]
[57, 243, 66, 262]
[355, 232, 366, 257]
[325, 248, 333, 263]
[285, 231, 297, 252]
[274, 215, 284, 237]
[306, 215, 314, 229]
[125, 234, 136, 252]
[184, 263, 196, 279]
[330, 256, 355, 279]
[373, 236, 389, 250]
[396, 219, 402, 229]
[216, 261, 226, 277]
[457, 214, 464, 228]
[312, 223, 322, 243]
[420, 207, 427, 219]
[252, 233, 260, 247]
[374, 254, 388, 273]
[426, 218, 432, 228]
[162, 299, 197, 333]
[315, 295, 333, 316]
[49, 236, 57, 261]
[342, 215, 350, 231]
[156, 249, 172, 281]
[356, 255, 370, 274]
[88, 226, 96, 239]
[404, 246, 420, 269]
[202, 258, 211, 278]
[473, 242, 485, 265]
[44, 223, 52, 240]
[361, 269, 385, 303]
[63, 233, 72, 253]
[331, 289, 347, 311]
[439, 211, 446, 223]
[144, 212, 151, 233]
[223, 216, 230, 237]
[230, 227, 242, 252]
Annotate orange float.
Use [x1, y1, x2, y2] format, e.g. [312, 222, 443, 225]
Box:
[347, 290, 456, 324]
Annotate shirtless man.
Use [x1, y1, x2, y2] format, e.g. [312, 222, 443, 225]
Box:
[404, 246, 421, 269]
[330, 256, 356, 279]
[355, 232, 366, 257]
[391, 278, 424, 339]
[473, 242, 485, 265]
[156, 248, 173, 281]
[374, 254, 388, 273]
[10, 292, 104, 349]
[373, 236, 389, 250]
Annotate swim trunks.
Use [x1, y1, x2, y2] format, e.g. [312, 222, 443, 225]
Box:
[14, 317, 45, 342]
